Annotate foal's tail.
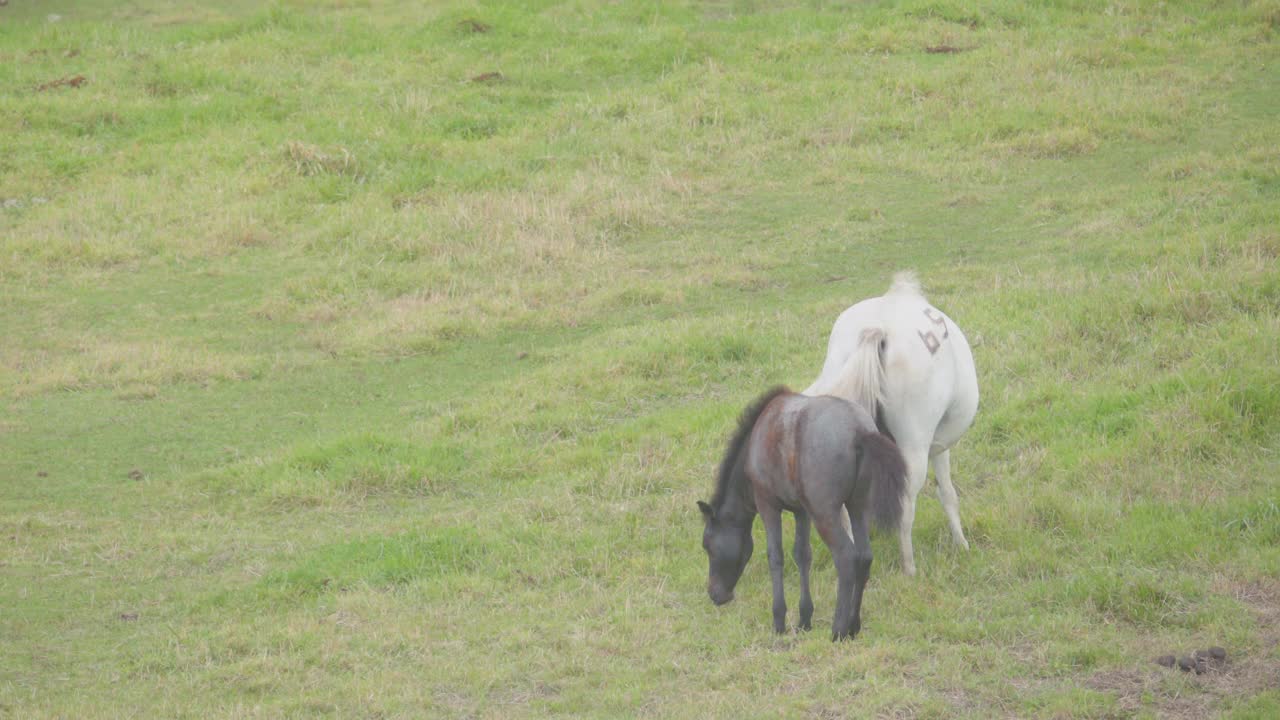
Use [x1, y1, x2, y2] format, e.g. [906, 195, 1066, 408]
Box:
[826, 328, 886, 415]
[856, 430, 907, 531]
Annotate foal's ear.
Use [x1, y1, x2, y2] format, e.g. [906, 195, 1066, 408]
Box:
[697, 500, 715, 520]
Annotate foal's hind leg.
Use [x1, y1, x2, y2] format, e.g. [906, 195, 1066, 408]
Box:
[759, 504, 788, 634]
[813, 511, 860, 641]
[793, 511, 814, 631]
[843, 504, 874, 640]
[932, 448, 969, 550]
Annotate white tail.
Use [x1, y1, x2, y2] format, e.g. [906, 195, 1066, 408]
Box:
[888, 271, 923, 297]
[825, 327, 886, 414]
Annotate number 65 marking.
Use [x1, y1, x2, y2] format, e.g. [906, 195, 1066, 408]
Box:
[918, 307, 949, 355]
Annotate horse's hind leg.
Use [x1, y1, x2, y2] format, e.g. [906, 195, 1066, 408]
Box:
[760, 504, 788, 634]
[898, 445, 930, 576]
[932, 448, 969, 550]
[793, 511, 814, 631]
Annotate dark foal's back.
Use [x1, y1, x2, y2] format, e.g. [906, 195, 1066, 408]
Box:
[745, 393, 877, 518]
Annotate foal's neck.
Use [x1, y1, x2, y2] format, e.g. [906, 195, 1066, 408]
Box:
[718, 455, 757, 526]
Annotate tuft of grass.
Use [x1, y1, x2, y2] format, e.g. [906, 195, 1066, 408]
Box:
[283, 140, 362, 178]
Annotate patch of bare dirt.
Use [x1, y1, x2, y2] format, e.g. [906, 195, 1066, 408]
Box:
[35, 74, 86, 91]
[1087, 579, 1280, 718]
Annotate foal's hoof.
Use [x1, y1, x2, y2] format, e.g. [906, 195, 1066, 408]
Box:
[831, 626, 858, 642]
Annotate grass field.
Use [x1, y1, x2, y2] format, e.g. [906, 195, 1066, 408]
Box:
[2, 0, 1279, 717]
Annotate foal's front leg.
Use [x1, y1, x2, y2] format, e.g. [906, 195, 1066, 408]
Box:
[759, 503, 787, 634]
[793, 510, 814, 632]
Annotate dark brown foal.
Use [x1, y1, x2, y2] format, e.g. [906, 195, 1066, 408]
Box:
[699, 387, 906, 640]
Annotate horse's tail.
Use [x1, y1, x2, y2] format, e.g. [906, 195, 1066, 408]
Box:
[887, 270, 923, 297]
[826, 327, 886, 416]
[856, 429, 907, 531]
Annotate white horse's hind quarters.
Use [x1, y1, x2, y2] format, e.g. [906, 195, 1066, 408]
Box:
[804, 272, 979, 576]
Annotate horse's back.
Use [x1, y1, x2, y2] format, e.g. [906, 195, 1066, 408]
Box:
[808, 283, 978, 449]
[818, 290, 972, 385]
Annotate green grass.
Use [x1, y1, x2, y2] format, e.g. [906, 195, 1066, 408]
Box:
[2, 0, 1279, 717]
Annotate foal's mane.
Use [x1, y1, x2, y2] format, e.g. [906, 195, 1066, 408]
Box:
[711, 386, 792, 510]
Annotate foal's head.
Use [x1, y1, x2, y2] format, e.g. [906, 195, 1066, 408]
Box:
[697, 500, 752, 605]
[697, 386, 790, 607]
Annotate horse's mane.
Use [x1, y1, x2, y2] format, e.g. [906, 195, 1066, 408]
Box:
[711, 386, 791, 510]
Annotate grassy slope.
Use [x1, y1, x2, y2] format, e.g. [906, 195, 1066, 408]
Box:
[2, 1, 1279, 717]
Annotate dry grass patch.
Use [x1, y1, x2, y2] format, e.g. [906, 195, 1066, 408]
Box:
[0, 170, 284, 277]
[1000, 126, 1100, 159]
[4, 339, 257, 397]
[283, 140, 361, 178]
[312, 289, 483, 358]
[259, 170, 676, 356]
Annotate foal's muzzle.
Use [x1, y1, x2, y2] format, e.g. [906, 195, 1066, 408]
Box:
[708, 584, 734, 606]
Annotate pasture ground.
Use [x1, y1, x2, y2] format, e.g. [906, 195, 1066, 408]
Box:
[2, 1, 1279, 717]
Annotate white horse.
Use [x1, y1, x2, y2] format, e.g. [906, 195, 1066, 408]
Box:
[804, 272, 978, 576]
